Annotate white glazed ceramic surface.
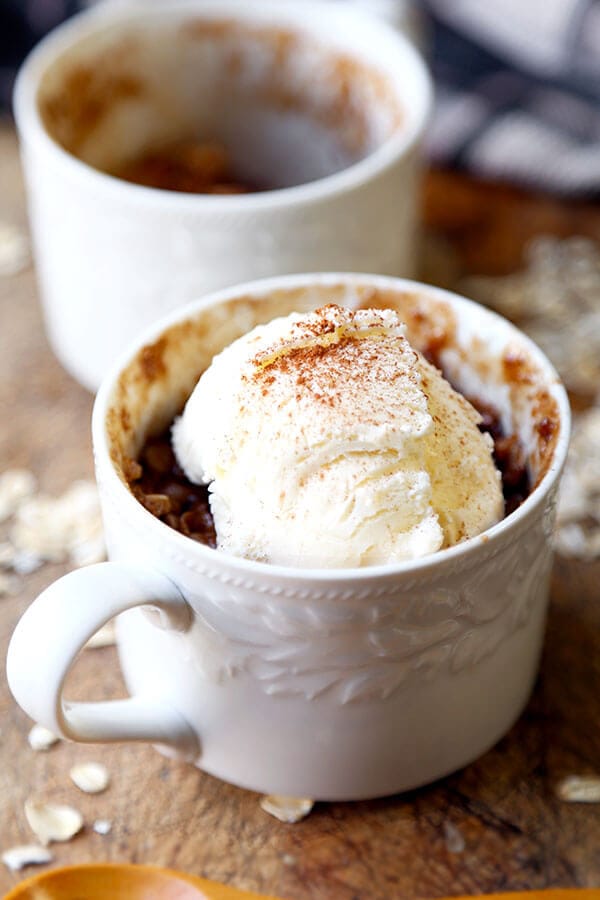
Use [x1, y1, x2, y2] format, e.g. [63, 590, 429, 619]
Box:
[7, 275, 570, 800]
[14, 0, 431, 392]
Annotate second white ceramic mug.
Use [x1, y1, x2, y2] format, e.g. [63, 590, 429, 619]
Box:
[14, 0, 431, 391]
[7, 274, 570, 800]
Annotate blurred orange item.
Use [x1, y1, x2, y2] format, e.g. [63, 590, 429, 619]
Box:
[450, 894, 600, 900]
[5, 867, 600, 900]
[4, 863, 284, 900]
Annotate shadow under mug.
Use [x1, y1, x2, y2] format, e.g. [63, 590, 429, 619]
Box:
[14, 0, 431, 391]
[7, 274, 570, 801]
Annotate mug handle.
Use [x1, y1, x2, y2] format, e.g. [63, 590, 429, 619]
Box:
[6, 562, 200, 758]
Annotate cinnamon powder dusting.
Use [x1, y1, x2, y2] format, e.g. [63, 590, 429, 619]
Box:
[252, 339, 364, 407]
[247, 305, 408, 410]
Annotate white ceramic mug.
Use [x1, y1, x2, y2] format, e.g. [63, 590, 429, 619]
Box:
[7, 274, 570, 801]
[14, 0, 431, 392]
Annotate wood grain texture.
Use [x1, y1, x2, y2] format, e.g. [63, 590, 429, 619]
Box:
[1, 122, 600, 900]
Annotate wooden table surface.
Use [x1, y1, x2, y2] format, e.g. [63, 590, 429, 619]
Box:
[2, 121, 600, 900]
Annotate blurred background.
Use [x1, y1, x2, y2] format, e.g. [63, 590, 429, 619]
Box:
[2, 0, 600, 194]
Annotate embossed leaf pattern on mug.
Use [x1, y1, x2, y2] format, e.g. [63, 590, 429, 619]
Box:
[191, 511, 553, 705]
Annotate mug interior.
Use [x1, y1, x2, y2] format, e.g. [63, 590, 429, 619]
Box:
[104, 279, 562, 516]
[35, 4, 405, 190]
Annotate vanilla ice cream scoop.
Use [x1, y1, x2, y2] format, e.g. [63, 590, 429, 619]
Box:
[172, 305, 504, 568]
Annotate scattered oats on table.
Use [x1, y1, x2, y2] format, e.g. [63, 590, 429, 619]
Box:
[259, 796, 314, 823]
[463, 236, 600, 561]
[11, 550, 43, 575]
[0, 477, 106, 571]
[12, 480, 105, 566]
[0, 469, 37, 523]
[0, 222, 30, 277]
[556, 775, 600, 803]
[0, 542, 15, 567]
[24, 799, 84, 845]
[555, 407, 600, 560]
[70, 762, 110, 794]
[1, 844, 53, 871]
[28, 724, 60, 751]
[443, 821, 465, 853]
[0, 571, 20, 597]
[462, 236, 600, 396]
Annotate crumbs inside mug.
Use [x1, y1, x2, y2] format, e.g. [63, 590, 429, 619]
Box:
[36, 10, 404, 193]
[104, 281, 561, 566]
